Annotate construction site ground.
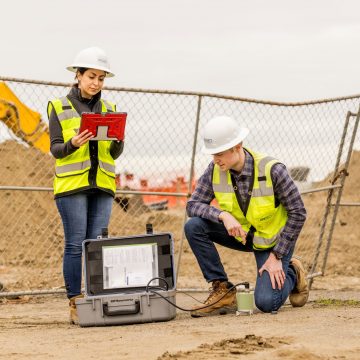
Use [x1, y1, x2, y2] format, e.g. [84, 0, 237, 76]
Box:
[0, 279, 360, 360]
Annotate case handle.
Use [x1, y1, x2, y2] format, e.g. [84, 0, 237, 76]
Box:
[103, 299, 140, 316]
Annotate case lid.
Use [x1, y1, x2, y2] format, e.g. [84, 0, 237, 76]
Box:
[83, 233, 175, 296]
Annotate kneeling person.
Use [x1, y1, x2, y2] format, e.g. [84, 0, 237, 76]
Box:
[185, 116, 308, 317]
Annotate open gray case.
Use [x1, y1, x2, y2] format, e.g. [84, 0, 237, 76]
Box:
[76, 232, 177, 327]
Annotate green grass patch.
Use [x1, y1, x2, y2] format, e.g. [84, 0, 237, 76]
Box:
[314, 298, 360, 307]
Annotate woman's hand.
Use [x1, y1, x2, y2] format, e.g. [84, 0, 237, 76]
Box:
[259, 252, 286, 289]
[71, 129, 94, 147]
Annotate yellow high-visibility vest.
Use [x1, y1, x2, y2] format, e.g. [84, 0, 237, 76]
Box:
[212, 148, 288, 249]
[48, 97, 116, 196]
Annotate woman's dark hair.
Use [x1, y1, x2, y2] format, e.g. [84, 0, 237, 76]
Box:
[77, 67, 88, 75]
[74, 68, 88, 80]
[73, 67, 88, 86]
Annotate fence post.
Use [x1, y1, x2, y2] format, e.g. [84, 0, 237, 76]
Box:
[176, 95, 202, 281]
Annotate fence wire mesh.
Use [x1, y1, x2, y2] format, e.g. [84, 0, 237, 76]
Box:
[0, 77, 359, 294]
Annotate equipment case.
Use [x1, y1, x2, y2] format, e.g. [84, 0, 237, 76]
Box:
[76, 232, 177, 327]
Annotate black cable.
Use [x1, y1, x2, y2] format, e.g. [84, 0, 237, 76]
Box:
[145, 277, 169, 292]
[145, 277, 251, 312]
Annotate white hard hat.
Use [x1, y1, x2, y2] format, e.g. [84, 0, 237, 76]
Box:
[202, 116, 249, 155]
[66, 47, 115, 77]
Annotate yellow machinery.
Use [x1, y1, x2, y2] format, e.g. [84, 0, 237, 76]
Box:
[0, 81, 50, 153]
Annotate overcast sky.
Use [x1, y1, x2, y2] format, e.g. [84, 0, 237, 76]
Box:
[2, 0, 360, 101]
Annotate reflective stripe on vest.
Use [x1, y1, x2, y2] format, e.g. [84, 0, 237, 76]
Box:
[212, 147, 288, 249]
[98, 159, 115, 173]
[55, 160, 92, 175]
[56, 97, 79, 122]
[50, 96, 117, 195]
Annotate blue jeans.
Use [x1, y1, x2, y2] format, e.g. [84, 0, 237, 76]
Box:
[56, 191, 113, 298]
[184, 217, 297, 313]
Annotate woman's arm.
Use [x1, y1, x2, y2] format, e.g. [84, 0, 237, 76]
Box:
[48, 105, 78, 159]
[110, 140, 124, 159]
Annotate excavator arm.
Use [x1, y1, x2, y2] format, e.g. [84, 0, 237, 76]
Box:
[0, 82, 50, 153]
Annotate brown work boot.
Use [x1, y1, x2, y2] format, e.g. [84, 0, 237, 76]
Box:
[289, 258, 309, 307]
[190, 280, 236, 318]
[69, 294, 84, 325]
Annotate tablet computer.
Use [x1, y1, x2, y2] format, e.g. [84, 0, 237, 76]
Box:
[79, 112, 127, 141]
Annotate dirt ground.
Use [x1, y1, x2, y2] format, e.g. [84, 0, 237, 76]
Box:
[0, 285, 360, 360]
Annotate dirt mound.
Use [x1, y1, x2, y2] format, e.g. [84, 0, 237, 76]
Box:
[158, 334, 288, 359]
[0, 140, 54, 187]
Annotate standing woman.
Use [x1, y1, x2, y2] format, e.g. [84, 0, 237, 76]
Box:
[48, 47, 124, 324]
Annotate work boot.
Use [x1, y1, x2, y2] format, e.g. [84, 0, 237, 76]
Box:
[289, 258, 309, 307]
[190, 280, 236, 318]
[69, 294, 84, 325]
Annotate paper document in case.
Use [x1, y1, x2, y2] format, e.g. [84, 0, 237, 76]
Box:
[102, 243, 159, 289]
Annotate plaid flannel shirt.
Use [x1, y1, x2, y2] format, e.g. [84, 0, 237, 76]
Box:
[186, 149, 307, 256]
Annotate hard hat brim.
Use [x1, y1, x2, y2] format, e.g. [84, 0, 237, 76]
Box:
[66, 64, 115, 77]
[201, 127, 249, 155]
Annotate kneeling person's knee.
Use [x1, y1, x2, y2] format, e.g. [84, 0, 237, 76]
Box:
[255, 291, 280, 313]
[184, 217, 204, 238]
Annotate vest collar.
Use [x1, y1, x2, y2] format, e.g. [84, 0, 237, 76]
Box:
[68, 85, 102, 106]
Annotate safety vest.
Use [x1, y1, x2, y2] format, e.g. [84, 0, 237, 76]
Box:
[48, 97, 116, 196]
[212, 148, 288, 250]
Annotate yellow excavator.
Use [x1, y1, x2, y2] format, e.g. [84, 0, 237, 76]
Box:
[0, 81, 50, 153]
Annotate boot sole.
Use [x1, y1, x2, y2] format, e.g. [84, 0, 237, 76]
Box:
[191, 306, 236, 318]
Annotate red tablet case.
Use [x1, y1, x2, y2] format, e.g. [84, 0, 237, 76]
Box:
[79, 112, 127, 141]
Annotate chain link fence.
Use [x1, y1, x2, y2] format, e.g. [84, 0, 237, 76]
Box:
[0, 77, 359, 295]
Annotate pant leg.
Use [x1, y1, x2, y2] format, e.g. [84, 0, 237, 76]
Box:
[184, 217, 251, 283]
[253, 248, 297, 313]
[56, 193, 88, 298]
[86, 191, 113, 239]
